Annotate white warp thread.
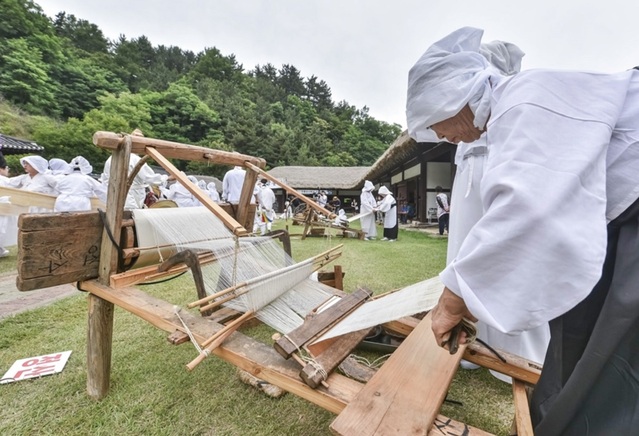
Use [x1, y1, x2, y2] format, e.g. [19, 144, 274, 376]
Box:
[314, 276, 444, 343]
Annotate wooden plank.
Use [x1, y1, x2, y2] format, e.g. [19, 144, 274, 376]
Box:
[512, 380, 534, 436]
[274, 287, 372, 359]
[17, 212, 103, 291]
[385, 316, 542, 385]
[144, 147, 248, 236]
[18, 224, 101, 277]
[92, 131, 266, 169]
[330, 312, 465, 436]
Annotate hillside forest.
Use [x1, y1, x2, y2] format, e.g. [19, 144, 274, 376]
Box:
[0, 0, 402, 177]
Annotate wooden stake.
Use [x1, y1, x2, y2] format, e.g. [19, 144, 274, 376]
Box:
[186, 310, 254, 371]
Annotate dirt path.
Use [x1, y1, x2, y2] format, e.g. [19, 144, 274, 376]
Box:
[0, 273, 78, 320]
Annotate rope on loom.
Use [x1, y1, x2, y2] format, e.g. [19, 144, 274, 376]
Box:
[173, 305, 207, 356]
[348, 353, 391, 369]
[283, 333, 328, 382]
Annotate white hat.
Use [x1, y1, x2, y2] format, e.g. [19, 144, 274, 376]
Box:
[70, 156, 93, 175]
[406, 27, 497, 142]
[49, 158, 72, 175]
[20, 155, 49, 174]
[362, 180, 375, 192]
[378, 186, 391, 196]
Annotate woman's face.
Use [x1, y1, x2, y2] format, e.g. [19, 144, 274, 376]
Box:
[0, 167, 9, 177]
[430, 104, 484, 144]
[23, 162, 38, 177]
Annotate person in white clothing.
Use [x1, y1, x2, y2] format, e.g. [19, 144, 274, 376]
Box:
[441, 39, 550, 380]
[255, 179, 276, 235]
[222, 166, 246, 204]
[376, 185, 397, 241]
[407, 27, 639, 434]
[434, 186, 449, 236]
[359, 180, 377, 240]
[207, 182, 220, 203]
[48, 158, 71, 179]
[101, 153, 167, 209]
[161, 174, 199, 207]
[9, 155, 58, 195]
[0, 153, 16, 256]
[54, 156, 105, 212]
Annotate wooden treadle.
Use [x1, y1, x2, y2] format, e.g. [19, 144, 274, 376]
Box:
[330, 312, 466, 435]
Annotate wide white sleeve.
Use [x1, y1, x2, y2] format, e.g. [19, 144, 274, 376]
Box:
[441, 104, 611, 333]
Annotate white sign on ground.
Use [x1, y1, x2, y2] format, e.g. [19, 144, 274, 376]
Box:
[1, 350, 72, 384]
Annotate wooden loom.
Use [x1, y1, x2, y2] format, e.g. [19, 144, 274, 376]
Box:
[16, 132, 540, 435]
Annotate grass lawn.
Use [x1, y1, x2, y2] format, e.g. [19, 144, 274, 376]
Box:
[0, 219, 514, 435]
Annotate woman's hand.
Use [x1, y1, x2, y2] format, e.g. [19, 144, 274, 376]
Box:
[431, 287, 477, 351]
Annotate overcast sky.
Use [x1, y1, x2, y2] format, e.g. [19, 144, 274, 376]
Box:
[39, 0, 638, 128]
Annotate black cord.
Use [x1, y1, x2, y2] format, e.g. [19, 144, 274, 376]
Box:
[475, 337, 508, 363]
[97, 208, 123, 268]
[139, 271, 187, 286]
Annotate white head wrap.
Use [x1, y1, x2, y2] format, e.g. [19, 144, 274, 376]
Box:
[378, 186, 391, 196]
[207, 182, 217, 191]
[187, 175, 198, 184]
[407, 27, 504, 142]
[362, 180, 375, 192]
[20, 155, 49, 174]
[197, 179, 207, 189]
[70, 156, 93, 175]
[49, 158, 72, 175]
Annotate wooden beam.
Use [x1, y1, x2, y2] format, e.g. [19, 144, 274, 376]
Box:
[80, 279, 360, 414]
[330, 312, 465, 436]
[144, 147, 248, 236]
[92, 131, 266, 169]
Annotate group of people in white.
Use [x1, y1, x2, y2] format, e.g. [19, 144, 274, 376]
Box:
[0, 154, 284, 256]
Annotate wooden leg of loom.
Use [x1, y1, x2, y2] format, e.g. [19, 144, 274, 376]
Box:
[87, 294, 114, 399]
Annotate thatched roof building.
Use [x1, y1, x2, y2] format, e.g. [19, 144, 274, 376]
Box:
[267, 166, 370, 190]
[266, 131, 457, 221]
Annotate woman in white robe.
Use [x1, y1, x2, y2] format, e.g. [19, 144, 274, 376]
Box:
[8, 156, 58, 213]
[445, 40, 550, 381]
[54, 156, 105, 212]
[407, 27, 639, 435]
[0, 153, 16, 256]
[377, 185, 398, 241]
[207, 182, 220, 203]
[359, 180, 377, 240]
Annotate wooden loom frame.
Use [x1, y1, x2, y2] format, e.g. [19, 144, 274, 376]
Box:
[16, 132, 539, 435]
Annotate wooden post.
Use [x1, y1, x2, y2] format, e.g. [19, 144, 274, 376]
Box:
[87, 134, 131, 399]
[237, 166, 259, 228]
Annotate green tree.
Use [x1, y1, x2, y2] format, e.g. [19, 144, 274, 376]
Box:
[0, 38, 58, 115]
[52, 12, 108, 54]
